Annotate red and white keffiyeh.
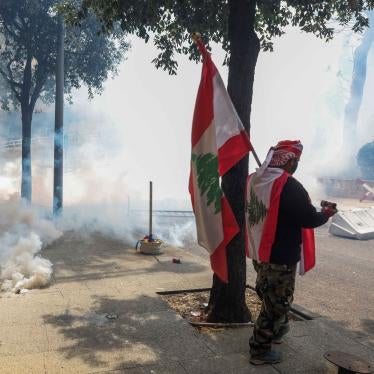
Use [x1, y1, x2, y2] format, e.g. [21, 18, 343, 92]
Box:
[268, 140, 303, 167]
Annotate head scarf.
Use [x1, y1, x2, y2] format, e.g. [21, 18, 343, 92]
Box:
[268, 140, 303, 167]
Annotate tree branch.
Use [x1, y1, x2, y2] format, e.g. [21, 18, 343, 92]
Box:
[20, 53, 32, 106]
[2, 22, 21, 42]
[30, 70, 47, 111]
[0, 67, 22, 101]
[5, 59, 22, 86]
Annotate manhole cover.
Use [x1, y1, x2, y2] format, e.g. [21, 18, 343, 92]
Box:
[324, 351, 372, 374]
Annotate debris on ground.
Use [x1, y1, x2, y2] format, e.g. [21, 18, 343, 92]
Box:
[105, 313, 118, 320]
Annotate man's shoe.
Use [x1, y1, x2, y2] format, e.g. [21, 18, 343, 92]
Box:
[273, 323, 290, 344]
[250, 350, 282, 365]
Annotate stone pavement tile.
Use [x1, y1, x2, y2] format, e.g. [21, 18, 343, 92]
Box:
[89, 276, 165, 297]
[150, 256, 208, 277]
[44, 349, 125, 373]
[0, 323, 48, 356]
[0, 352, 46, 374]
[43, 342, 181, 373]
[1, 289, 105, 328]
[287, 319, 374, 364]
[130, 330, 214, 364]
[43, 308, 211, 362]
[51, 318, 211, 367]
[180, 352, 278, 374]
[53, 280, 91, 295]
[0, 290, 65, 324]
[84, 279, 123, 294]
[114, 256, 159, 271]
[354, 334, 374, 351]
[55, 258, 155, 279]
[113, 310, 201, 341]
[98, 361, 187, 374]
[44, 314, 138, 352]
[199, 327, 251, 355]
[87, 292, 170, 315]
[159, 273, 212, 291]
[271, 342, 334, 374]
[59, 291, 96, 311]
[54, 267, 124, 286]
[130, 272, 187, 291]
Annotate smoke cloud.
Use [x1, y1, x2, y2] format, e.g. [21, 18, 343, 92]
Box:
[0, 199, 61, 293]
[1, 27, 374, 292]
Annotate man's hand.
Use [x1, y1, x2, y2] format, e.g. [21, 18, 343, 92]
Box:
[321, 200, 338, 218]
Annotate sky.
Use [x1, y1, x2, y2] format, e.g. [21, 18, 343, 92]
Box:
[1, 26, 374, 209]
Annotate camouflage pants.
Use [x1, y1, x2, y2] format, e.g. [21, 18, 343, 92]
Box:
[249, 261, 296, 354]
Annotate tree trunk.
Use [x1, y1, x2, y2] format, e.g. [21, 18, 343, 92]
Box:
[21, 105, 32, 201]
[53, 14, 64, 215]
[207, 0, 260, 323]
[343, 12, 374, 152]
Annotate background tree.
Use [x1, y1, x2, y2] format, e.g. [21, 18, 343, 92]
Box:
[357, 140, 374, 179]
[64, 0, 374, 322]
[343, 11, 374, 154]
[0, 0, 128, 202]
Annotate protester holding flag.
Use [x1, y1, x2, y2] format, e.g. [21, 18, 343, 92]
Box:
[246, 140, 337, 365]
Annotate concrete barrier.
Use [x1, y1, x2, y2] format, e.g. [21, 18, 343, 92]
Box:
[329, 207, 374, 240]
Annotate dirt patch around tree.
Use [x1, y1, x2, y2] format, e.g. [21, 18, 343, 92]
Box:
[160, 288, 260, 332]
[160, 287, 301, 332]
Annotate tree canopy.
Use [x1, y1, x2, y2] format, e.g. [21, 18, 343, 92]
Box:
[0, 0, 129, 112]
[62, 0, 374, 74]
[0, 0, 129, 201]
[357, 140, 374, 179]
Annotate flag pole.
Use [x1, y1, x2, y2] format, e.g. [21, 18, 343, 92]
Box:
[191, 32, 262, 168]
[251, 147, 261, 167]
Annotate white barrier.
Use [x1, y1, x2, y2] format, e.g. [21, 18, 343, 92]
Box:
[329, 207, 374, 240]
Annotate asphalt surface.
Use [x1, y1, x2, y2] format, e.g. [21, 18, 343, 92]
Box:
[294, 225, 374, 335]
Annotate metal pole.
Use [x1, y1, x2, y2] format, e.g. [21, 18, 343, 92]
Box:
[53, 13, 64, 216]
[149, 181, 153, 239]
[250, 143, 261, 167]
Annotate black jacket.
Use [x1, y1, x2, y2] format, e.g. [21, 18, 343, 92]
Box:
[270, 176, 329, 266]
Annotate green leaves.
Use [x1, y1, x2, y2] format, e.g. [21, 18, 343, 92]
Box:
[246, 187, 267, 227]
[64, 0, 374, 75]
[192, 153, 222, 215]
[357, 141, 374, 179]
[0, 0, 129, 112]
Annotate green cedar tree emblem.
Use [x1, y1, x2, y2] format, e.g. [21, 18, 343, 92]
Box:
[191, 153, 222, 214]
[246, 187, 268, 227]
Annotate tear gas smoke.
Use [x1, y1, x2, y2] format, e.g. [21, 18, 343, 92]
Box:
[1, 28, 373, 290]
[0, 199, 61, 293]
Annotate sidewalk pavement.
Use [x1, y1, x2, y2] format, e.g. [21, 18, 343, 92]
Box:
[0, 232, 372, 373]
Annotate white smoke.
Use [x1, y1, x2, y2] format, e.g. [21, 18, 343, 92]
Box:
[155, 219, 196, 247]
[2, 29, 371, 257]
[0, 161, 19, 201]
[0, 199, 61, 293]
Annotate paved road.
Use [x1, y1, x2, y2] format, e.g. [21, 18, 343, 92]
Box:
[293, 225, 374, 335]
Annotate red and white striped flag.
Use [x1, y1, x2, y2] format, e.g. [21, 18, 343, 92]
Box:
[189, 38, 251, 282]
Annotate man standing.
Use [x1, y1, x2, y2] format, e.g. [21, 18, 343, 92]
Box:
[245, 140, 337, 365]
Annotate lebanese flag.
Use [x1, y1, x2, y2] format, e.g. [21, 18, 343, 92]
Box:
[245, 167, 315, 275]
[189, 38, 251, 283]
